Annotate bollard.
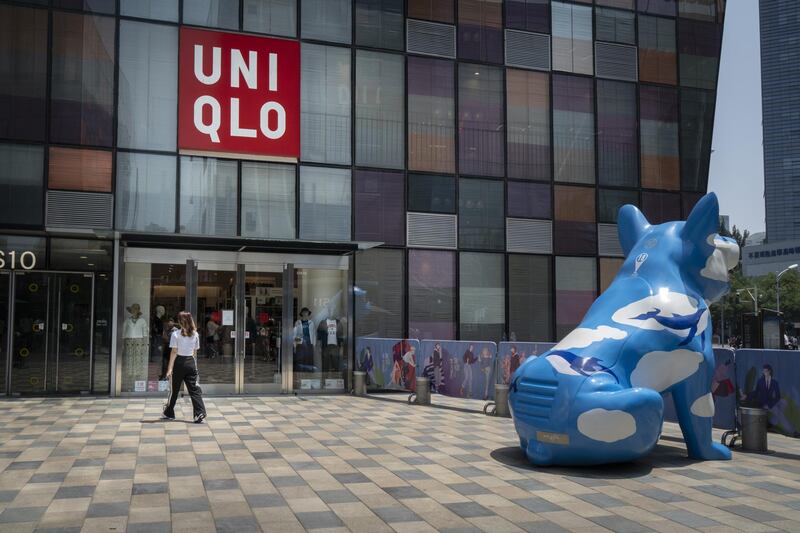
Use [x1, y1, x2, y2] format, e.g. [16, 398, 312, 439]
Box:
[353, 371, 367, 396]
[494, 384, 510, 417]
[415, 376, 431, 405]
[740, 407, 768, 452]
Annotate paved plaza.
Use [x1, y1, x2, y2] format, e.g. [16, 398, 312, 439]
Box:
[0, 394, 798, 533]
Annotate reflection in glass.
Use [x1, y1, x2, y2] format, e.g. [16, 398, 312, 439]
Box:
[48, 147, 112, 193]
[507, 69, 550, 181]
[183, 0, 240, 29]
[302, 0, 351, 43]
[459, 64, 504, 177]
[408, 57, 455, 174]
[244, 271, 283, 391]
[459, 252, 505, 342]
[0, 143, 44, 227]
[458, 0, 503, 63]
[509, 255, 552, 341]
[555, 256, 596, 339]
[299, 166, 351, 242]
[244, 0, 297, 37]
[355, 0, 404, 50]
[179, 156, 238, 237]
[355, 249, 404, 338]
[553, 75, 595, 184]
[116, 152, 177, 233]
[241, 162, 296, 240]
[409, 250, 456, 340]
[354, 170, 405, 246]
[121, 0, 179, 21]
[197, 270, 236, 387]
[459, 178, 504, 251]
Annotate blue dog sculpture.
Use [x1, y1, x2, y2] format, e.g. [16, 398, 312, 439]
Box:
[509, 193, 738, 465]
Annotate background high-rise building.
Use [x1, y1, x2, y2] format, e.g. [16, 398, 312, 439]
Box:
[0, 0, 725, 396]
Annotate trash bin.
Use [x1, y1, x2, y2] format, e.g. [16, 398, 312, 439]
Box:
[494, 384, 510, 417]
[740, 407, 768, 452]
[415, 376, 431, 405]
[353, 371, 366, 396]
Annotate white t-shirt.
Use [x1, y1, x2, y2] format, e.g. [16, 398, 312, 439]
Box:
[326, 319, 338, 345]
[170, 330, 200, 356]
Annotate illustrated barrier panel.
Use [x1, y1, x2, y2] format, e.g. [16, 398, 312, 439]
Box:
[735, 349, 800, 438]
[662, 348, 736, 430]
[496, 342, 556, 385]
[419, 340, 497, 400]
[355, 338, 420, 392]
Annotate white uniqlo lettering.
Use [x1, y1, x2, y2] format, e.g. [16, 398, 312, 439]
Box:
[194, 45, 221, 85]
[230, 97, 256, 138]
[194, 95, 221, 142]
[268, 53, 277, 91]
[231, 49, 257, 89]
[260, 102, 286, 139]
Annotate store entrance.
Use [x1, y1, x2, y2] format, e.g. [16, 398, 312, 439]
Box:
[8, 271, 94, 394]
[121, 249, 351, 395]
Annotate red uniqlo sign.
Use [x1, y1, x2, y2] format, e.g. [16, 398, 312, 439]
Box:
[178, 27, 300, 160]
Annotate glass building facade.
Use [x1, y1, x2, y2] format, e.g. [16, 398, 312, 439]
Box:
[0, 0, 724, 395]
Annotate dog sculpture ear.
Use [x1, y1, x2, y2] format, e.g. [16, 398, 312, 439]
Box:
[681, 192, 719, 246]
[617, 204, 651, 257]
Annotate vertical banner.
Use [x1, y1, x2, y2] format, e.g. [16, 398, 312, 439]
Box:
[178, 27, 300, 160]
[736, 349, 800, 437]
[355, 338, 420, 392]
[419, 340, 497, 400]
[662, 348, 737, 430]
[496, 342, 556, 385]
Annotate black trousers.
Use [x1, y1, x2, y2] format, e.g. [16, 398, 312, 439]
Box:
[164, 356, 206, 418]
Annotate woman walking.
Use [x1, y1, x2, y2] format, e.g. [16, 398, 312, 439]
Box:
[163, 311, 207, 423]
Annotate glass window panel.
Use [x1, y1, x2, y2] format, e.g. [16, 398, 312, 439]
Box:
[241, 161, 295, 240]
[551, 2, 593, 75]
[637, 0, 676, 16]
[50, 13, 115, 146]
[508, 181, 551, 219]
[553, 74, 595, 184]
[409, 250, 456, 340]
[506, 0, 549, 33]
[408, 0, 454, 23]
[93, 272, 112, 393]
[48, 147, 112, 192]
[118, 21, 178, 151]
[555, 256, 596, 339]
[597, 0, 634, 9]
[678, 19, 721, 89]
[115, 152, 176, 233]
[354, 170, 405, 246]
[600, 257, 624, 292]
[509, 254, 552, 341]
[408, 57, 455, 174]
[458, 64, 504, 177]
[50, 238, 113, 271]
[179, 157, 237, 237]
[0, 143, 44, 226]
[53, 0, 115, 13]
[640, 85, 679, 190]
[595, 7, 635, 44]
[302, 0, 351, 43]
[599, 188, 638, 223]
[638, 15, 677, 85]
[408, 174, 456, 214]
[0, 235, 46, 261]
[554, 185, 595, 254]
[459, 178, 504, 251]
[460, 252, 505, 342]
[183, 0, 240, 29]
[301, 44, 351, 165]
[356, 0, 404, 50]
[299, 166, 351, 241]
[507, 69, 550, 181]
[642, 191, 681, 224]
[679, 0, 716, 21]
[597, 80, 638, 187]
[121, 0, 179, 21]
[0, 5, 47, 142]
[680, 88, 715, 191]
[243, 0, 297, 37]
[355, 248, 405, 338]
[458, 0, 503, 63]
[356, 51, 405, 169]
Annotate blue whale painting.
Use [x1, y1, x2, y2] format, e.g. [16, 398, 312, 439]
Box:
[509, 193, 739, 466]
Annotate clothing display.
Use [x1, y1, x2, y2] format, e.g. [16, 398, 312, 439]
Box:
[122, 311, 148, 391]
[293, 318, 316, 369]
[318, 318, 343, 372]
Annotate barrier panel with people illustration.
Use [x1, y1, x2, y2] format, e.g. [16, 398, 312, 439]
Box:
[354, 338, 420, 392]
[496, 342, 556, 385]
[418, 340, 497, 400]
[735, 349, 800, 438]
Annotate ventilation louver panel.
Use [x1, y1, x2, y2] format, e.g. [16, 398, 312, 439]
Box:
[46, 191, 113, 229]
[507, 218, 552, 254]
[406, 19, 456, 58]
[505, 30, 551, 71]
[595, 42, 638, 81]
[598, 223, 624, 257]
[407, 212, 457, 249]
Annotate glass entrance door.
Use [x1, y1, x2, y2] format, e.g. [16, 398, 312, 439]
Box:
[10, 272, 94, 394]
[195, 267, 237, 394]
[241, 269, 283, 393]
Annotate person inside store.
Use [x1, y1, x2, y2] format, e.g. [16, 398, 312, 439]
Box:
[163, 311, 207, 423]
[159, 316, 178, 381]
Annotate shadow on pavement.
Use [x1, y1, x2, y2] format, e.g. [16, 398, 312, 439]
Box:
[490, 442, 705, 479]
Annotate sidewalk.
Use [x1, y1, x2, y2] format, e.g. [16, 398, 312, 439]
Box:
[0, 394, 798, 532]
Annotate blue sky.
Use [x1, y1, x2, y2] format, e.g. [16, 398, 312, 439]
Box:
[707, 0, 765, 234]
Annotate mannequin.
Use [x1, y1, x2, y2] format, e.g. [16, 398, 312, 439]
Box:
[151, 305, 165, 363]
[318, 316, 343, 373]
[122, 303, 148, 391]
[293, 307, 316, 371]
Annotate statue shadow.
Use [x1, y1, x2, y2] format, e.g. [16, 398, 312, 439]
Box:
[490, 442, 703, 479]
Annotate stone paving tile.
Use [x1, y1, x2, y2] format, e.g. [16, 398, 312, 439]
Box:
[0, 395, 799, 532]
